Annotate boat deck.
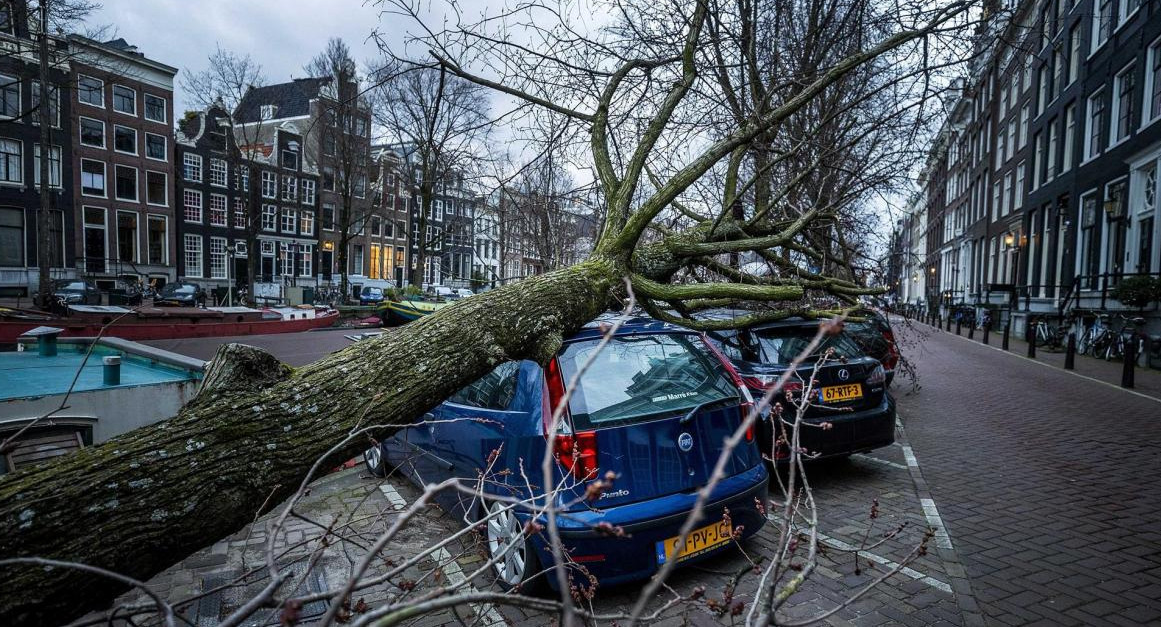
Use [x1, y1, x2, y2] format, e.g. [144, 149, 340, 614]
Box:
[0, 344, 199, 401]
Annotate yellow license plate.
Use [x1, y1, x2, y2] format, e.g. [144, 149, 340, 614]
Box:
[656, 520, 733, 564]
[820, 384, 863, 403]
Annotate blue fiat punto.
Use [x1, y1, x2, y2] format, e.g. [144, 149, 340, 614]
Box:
[364, 317, 769, 591]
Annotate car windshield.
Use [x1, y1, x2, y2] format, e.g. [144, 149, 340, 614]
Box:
[163, 284, 196, 295]
[363, 288, 382, 296]
[558, 333, 738, 427]
[55, 281, 86, 291]
[745, 325, 864, 364]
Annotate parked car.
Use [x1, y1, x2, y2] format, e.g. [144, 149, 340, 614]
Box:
[154, 282, 207, 307]
[844, 309, 900, 385]
[705, 316, 895, 463]
[359, 286, 385, 305]
[364, 317, 768, 591]
[453, 288, 475, 299]
[52, 279, 101, 305]
[106, 279, 143, 306]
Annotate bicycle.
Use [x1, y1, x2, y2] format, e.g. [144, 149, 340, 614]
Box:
[1076, 314, 1112, 356]
[1030, 316, 1069, 350]
[1107, 315, 1149, 366]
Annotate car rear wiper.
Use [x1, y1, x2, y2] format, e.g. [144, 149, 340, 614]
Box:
[679, 396, 741, 424]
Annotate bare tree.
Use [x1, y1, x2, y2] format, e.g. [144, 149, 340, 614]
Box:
[369, 62, 490, 287]
[0, 0, 977, 622]
[180, 47, 269, 304]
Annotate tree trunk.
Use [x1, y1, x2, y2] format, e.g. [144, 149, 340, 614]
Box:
[0, 259, 618, 624]
[34, 0, 53, 309]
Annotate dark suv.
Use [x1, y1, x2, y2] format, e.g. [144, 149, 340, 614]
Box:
[705, 318, 895, 462]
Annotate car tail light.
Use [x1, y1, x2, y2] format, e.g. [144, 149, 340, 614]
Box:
[543, 357, 568, 430]
[866, 364, 886, 386]
[881, 330, 900, 370]
[702, 335, 755, 441]
[554, 430, 598, 480]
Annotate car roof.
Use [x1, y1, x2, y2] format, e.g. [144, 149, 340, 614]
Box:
[568, 314, 696, 342]
[696, 308, 825, 333]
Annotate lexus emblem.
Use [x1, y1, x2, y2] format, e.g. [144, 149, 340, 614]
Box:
[837, 369, 850, 381]
[677, 432, 694, 452]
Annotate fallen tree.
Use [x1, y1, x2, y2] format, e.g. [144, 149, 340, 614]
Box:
[0, 0, 973, 622]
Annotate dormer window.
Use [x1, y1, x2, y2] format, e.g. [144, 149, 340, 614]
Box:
[260, 104, 278, 120]
[282, 149, 298, 171]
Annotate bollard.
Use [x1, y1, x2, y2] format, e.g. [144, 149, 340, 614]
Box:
[983, 323, 990, 345]
[956, 319, 962, 335]
[1002, 323, 1010, 351]
[968, 323, 975, 340]
[103, 355, 122, 386]
[946, 316, 952, 332]
[1027, 321, 1036, 358]
[1064, 332, 1076, 370]
[1122, 339, 1136, 389]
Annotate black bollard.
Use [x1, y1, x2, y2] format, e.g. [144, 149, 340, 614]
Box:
[1122, 339, 1136, 389]
[1027, 321, 1036, 358]
[983, 323, 990, 345]
[968, 323, 975, 340]
[1002, 323, 1010, 351]
[946, 316, 952, 332]
[956, 319, 962, 335]
[1064, 332, 1076, 370]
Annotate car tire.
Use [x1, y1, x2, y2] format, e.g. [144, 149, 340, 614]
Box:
[363, 444, 391, 478]
[483, 499, 545, 594]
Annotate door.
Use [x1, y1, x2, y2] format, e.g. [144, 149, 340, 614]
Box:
[83, 207, 106, 273]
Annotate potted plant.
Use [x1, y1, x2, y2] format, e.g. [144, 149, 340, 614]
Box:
[1110, 275, 1161, 309]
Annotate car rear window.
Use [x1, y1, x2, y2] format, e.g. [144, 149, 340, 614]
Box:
[557, 333, 738, 427]
[746, 325, 863, 363]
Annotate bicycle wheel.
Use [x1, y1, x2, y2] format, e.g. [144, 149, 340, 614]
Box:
[1077, 330, 1093, 355]
[1034, 325, 1051, 348]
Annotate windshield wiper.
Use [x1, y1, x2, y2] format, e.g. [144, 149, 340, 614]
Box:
[679, 396, 740, 424]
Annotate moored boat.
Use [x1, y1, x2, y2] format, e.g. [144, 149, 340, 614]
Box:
[381, 299, 449, 324]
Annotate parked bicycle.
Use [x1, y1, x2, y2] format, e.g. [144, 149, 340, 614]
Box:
[1030, 316, 1069, 350]
[1103, 315, 1150, 366]
[1076, 314, 1113, 357]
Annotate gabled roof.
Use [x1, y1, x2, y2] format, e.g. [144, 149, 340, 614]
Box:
[235, 77, 331, 123]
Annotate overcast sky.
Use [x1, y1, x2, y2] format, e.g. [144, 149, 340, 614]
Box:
[89, 0, 407, 116]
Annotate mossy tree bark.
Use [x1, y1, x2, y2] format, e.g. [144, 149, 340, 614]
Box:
[0, 259, 618, 624]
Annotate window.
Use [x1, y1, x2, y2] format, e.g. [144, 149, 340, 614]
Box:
[80, 117, 105, 147]
[0, 74, 19, 118]
[145, 133, 166, 160]
[371, 215, 381, 236]
[1019, 105, 1029, 148]
[78, 75, 103, 107]
[148, 216, 167, 265]
[1149, 39, 1161, 125]
[209, 194, 228, 227]
[1067, 23, 1081, 85]
[260, 104, 277, 120]
[1016, 161, 1026, 208]
[1085, 90, 1105, 160]
[33, 144, 61, 187]
[0, 138, 21, 184]
[261, 171, 277, 198]
[281, 208, 297, 233]
[1062, 104, 1076, 172]
[117, 211, 138, 262]
[262, 204, 277, 231]
[301, 179, 316, 205]
[146, 171, 167, 206]
[144, 94, 166, 123]
[281, 175, 297, 201]
[114, 166, 137, 201]
[1037, 64, 1050, 116]
[184, 234, 203, 278]
[236, 165, 249, 192]
[323, 134, 336, 156]
[1046, 118, 1058, 182]
[210, 237, 228, 279]
[113, 125, 137, 154]
[297, 244, 312, 277]
[1112, 65, 1134, 144]
[1118, 0, 1140, 25]
[300, 210, 315, 235]
[1093, 0, 1112, 53]
[282, 149, 298, 170]
[184, 153, 202, 182]
[322, 167, 335, 191]
[112, 85, 136, 115]
[355, 117, 368, 136]
[208, 158, 227, 187]
[383, 219, 394, 238]
[322, 203, 335, 230]
[233, 198, 246, 229]
[30, 81, 60, 127]
[184, 189, 203, 222]
[81, 159, 105, 196]
[355, 174, 367, 198]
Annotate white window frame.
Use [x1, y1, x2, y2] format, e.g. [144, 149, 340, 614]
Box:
[301, 179, 316, 206]
[145, 132, 167, 161]
[147, 214, 168, 265]
[281, 175, 297, 202]
[209, 158, 228, 188]
[209, 193, 228, 227]
[261, 204, 277, 231]
[116, 210, 140, 264]
[261, 171, 277, 199]
[1110, 63, 1135, 147]
[0, 138, 21, 185]
[80, 158, 106, 197]
[143, 93, 167, 123]
[183, 153, 203, 183]
[30, 80, 61, 127]
[209, 236, 228, 279]
[1062, 103, 1076, 173]
[281, 208, 297, 234]
[113, 124, 138, 156]
[114, 165, 138, 202]
[111, 84, 137, 116]
[184, 189, 203, 223]
[77, 74, 104, 108]
[33, 144, 62, 188]
[1084, 88, 1105, 162]
[0, 74, 19, 120]
[145, 170, 168, 207]
[233, 198, 246, 229]
[1145, 37, 1161, 129]
[300, 210, 315, 236]
[184, 234, 203, 278]
[79, 116, 105, 148]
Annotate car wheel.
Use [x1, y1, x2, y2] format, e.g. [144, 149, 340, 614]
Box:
[363, 444, 389, 478]
[484, 499, 544, 593]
